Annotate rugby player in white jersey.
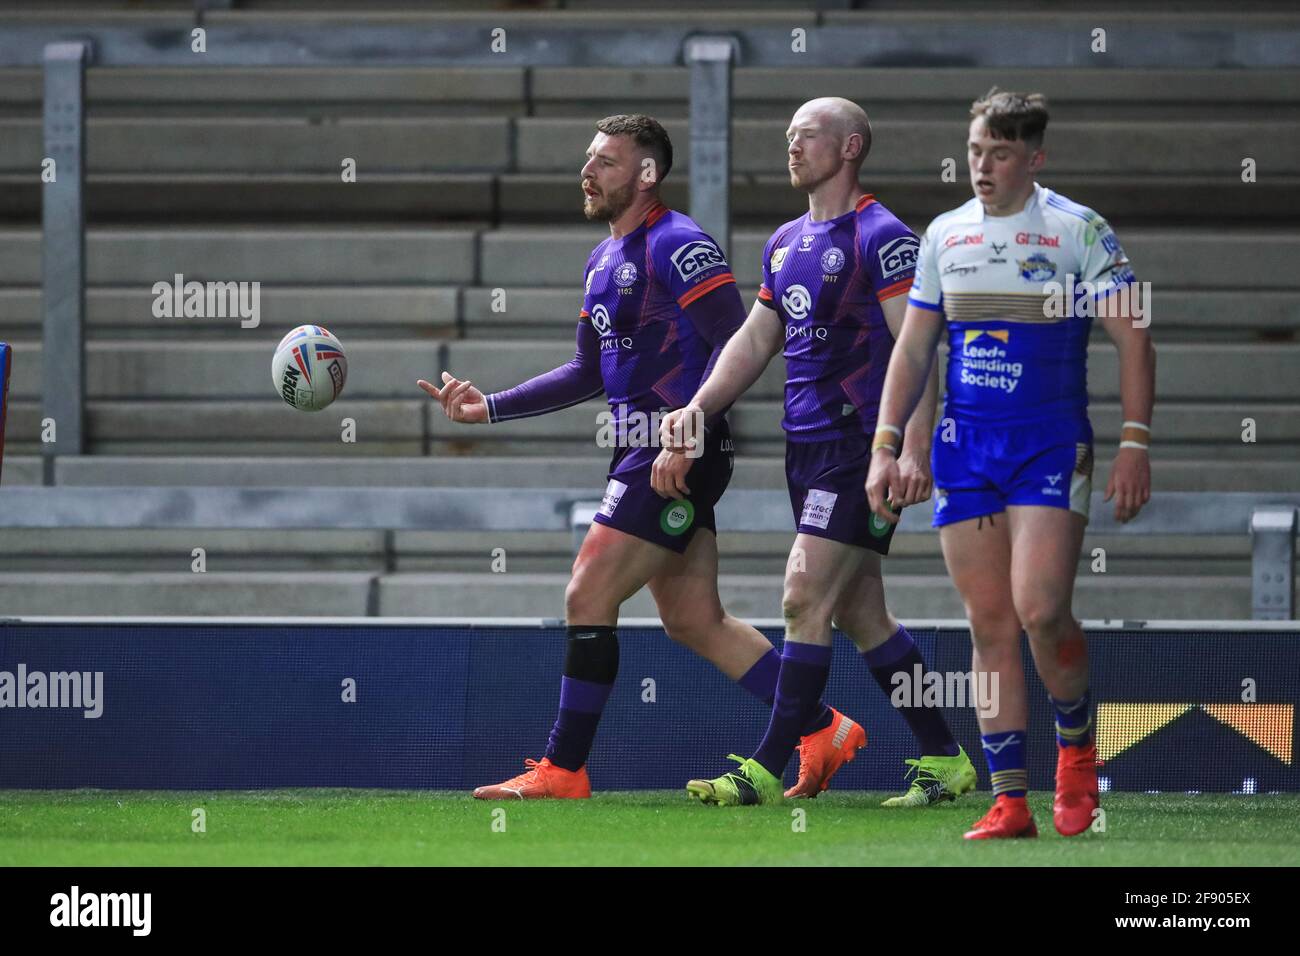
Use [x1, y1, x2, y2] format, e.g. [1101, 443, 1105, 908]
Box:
[867, 89, 1155, 839]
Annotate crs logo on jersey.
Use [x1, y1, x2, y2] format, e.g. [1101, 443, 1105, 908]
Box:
[670, 239, 727, 282]
[590, 303, 612, 334]
[781, 284, 812, 321]
[878, 236, 919, 279]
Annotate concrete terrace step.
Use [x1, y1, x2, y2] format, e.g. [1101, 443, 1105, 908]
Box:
[5, 453, 1296, 493]
[4, 118, 1292, 178]
[0, 226, 484, 285]
[0, 571, 1266, 620]
[6, 65, 1296, 120]
[3, 340, 1297, 403]
[0, 226, 1294, 290]
[478, 227, 1300, 290]
[6, 174, 1295, 226]
[0, 284, 1294, 340]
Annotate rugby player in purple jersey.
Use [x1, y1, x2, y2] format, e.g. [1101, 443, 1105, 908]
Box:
[420, 115, 864, 800]
[663, 98, 977, 807]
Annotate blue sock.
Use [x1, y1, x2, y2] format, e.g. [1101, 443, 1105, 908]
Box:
[738, 648, 833, 736]
[981, 730, 1027, 799]
[1051, 690, 1093, 748]
[863, 625, 960, 757]
[752, 642, 833, 777]
[544, 626, 617, 772]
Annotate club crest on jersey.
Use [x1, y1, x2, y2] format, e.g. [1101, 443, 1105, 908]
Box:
[613, 262, 638, 288]
[781, 284, 812, 321]
[770, 246, 790, 273]
[670, 239, 727, 282]
[821, 247, 846, 275]
[590, 303, 612, 334]
[1018, 253, 1057, 282]
[878, 236, 919, 279]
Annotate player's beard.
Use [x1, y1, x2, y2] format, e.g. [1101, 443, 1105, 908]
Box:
[789, 161, 835, 193]
[582, 178, 637, 222]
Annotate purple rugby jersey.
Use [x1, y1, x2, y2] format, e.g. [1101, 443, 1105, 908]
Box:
[758, 193, 919, 442]
[486, 202, 744, 447]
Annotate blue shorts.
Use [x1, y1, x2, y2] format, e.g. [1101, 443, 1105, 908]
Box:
[592, 419, 734, 554]
[930, 417, 1094, 528]
[786, 432, 897, 554]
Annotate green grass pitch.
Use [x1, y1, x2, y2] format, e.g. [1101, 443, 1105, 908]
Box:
[2, 790, 1297, 866]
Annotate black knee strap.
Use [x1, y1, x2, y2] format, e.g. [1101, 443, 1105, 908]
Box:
[564, 625, 619, 684]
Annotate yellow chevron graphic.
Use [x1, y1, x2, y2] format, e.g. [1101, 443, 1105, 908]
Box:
[1096, 702, 1295, 764]
[1097, 703, 1192, 761]
[962, 329, 1011, 346]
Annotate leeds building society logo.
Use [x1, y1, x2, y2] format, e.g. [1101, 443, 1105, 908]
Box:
[659, 498, 695, 536]
[670, 240, 726, 281]
[781, 283, 812, 321]
[821, 246, 846, 275]
[878, 236, 919, 279]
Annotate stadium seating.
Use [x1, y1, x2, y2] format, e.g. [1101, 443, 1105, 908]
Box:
[0, 1, 1295, 619]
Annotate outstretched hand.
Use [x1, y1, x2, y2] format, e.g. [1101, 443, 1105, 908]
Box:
[418, 371, 488, 424]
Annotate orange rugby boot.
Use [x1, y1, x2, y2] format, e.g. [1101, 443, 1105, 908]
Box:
[472, 758, 592, 800]
[784, 707, 867, 798]
[1053, 741, 1100, 836]
[963, 794, 1038, 840]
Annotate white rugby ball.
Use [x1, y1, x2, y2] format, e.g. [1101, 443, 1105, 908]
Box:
[272, 325, 347, 412]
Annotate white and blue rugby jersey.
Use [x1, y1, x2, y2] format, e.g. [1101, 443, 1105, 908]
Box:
[908, 183, 1135, 425]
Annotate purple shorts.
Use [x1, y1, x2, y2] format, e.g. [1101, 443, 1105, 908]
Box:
[592, 419, 734, 554]
[786, 432, 897, 554]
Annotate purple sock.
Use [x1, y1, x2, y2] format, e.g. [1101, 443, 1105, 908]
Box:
[752, 642, 833, 777]
[864, 625, 960, 757]
[738, 649, 833, 735]
[544, 676, 614, 772]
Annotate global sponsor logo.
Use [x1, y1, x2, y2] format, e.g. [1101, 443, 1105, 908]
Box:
[958, 329, 1023, 395]
[944, 232, 983, 248]
[821, 246, 846, 275]
[1015, 231, 1060, 247]
[590, 302, 612, 334]
[669, 239, 727, 281]
[599, 336, 635, 352]
[1018, 253, 1057, 282]
[781, 283, 812, 321]
[878, 236, 919, 279]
